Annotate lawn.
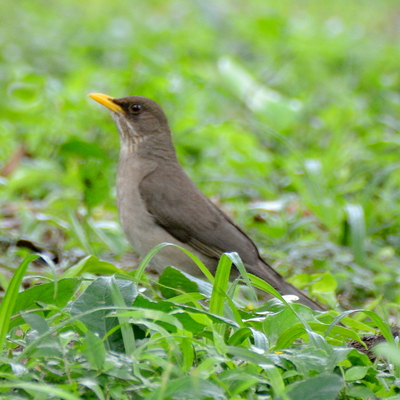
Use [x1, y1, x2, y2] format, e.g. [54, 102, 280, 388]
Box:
[1, 1, 400, 399]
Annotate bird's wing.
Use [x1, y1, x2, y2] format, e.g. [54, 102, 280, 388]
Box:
[139, 164, 326, 311]
[139, 164, 260, 265]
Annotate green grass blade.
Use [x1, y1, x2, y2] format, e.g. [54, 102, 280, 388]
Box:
[133, 243, 214, 284]
[0, 382, 81, 400]
[344, 204, 366, 265]
[360, 310, 394, 344]
[209, 254, 232, 316]
[69, 211, 94, 255]
[264, 365, 289, 400]
[110, 276, 136, 354]
[225, 251, 258, 303]
[0, 254, 39, 352]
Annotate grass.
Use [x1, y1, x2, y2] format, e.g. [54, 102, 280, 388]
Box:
[1, 0, 400, 398]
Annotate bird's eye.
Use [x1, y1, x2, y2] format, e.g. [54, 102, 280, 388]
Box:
[130, 104, 142, 114]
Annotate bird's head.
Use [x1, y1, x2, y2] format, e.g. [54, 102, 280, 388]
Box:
[88, 93, 170, 149]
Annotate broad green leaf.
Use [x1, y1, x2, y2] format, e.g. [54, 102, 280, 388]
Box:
[70, 276, 137, 351]
[21, 312, 50, 335]
[9, 278, 80, 330]
[83, 330, 106, 370]
[344, 366, 370, 381]
[286, 374, 344, 400]
[21, 312, 63, 358]
[159, 266, 201, 299]
[146, 376, 225, 400]
[311, 272, 337, 293]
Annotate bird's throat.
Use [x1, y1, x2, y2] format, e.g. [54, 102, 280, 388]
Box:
[112, 112, 144, 153]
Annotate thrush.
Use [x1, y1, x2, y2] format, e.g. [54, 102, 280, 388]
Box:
[88, 93, 324, 311]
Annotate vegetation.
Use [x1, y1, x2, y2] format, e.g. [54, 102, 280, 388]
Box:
[1, 0, 400, 398]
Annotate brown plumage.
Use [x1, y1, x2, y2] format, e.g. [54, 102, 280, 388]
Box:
[88, 93, 324, 311]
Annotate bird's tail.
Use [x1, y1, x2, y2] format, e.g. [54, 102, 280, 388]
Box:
[250, 260, 325, 311]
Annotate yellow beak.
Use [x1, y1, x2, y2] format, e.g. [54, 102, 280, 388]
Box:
[88, 93, 124, 114]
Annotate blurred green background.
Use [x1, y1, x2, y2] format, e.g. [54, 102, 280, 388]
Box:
[1, 0, 399, 308]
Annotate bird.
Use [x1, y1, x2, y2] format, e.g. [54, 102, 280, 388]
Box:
[88, 93, 324, 311]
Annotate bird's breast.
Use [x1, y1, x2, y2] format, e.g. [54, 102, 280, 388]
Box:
[116, 155, 157, 254]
